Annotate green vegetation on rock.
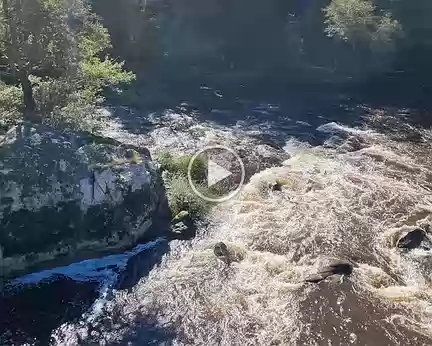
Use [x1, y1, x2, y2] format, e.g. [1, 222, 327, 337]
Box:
[165, 174, 211, 222]
[158, 151, 207, 183]
[157, 151, 211, 222]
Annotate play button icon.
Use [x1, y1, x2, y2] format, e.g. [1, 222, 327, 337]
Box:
[207, 159, 232, 187]
[188, 145, 245, 202]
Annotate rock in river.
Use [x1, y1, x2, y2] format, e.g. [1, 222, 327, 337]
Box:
[213, 242, 246, 266]
[397, 228, 430, 250]
[305, 259, 354, 284]
[0, 124, 169, 280]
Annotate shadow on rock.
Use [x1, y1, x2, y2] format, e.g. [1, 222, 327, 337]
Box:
[0, 237, 172, 344]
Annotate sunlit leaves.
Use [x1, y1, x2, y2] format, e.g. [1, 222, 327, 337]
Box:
[0, 0, 135, 131]
[82, 57, 135, 89]
[324, 0, 402, 49]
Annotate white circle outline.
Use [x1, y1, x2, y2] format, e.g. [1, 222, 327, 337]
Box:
[187, 145, 245, 203]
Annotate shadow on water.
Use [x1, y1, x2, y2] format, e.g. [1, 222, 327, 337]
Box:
[79, 312, 177, 346]
[109, 68, 432, 152]
[109, 77, 368, 148]
[0, 237, 171, 345]
[0, 275, 99, 346]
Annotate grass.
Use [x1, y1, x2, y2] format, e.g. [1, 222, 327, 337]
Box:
[158, 151, 206, 183]
[157, 151, 211, 222]
[165, 174, 211, 221]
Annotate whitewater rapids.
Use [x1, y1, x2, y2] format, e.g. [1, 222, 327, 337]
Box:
[54, 114, 432, 345]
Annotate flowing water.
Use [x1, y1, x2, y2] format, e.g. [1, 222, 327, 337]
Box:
[47, 104, 432, 345]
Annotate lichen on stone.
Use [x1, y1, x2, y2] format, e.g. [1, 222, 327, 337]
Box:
[0, 124, 168, 279]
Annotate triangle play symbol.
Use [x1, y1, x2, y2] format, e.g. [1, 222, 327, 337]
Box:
[207, 159, 232, 187]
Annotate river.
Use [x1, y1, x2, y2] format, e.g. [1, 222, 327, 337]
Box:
[32, 90, 431, 345]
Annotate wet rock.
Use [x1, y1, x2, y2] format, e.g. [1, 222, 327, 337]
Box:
[116, 239, 170, 291]
[397, 228, 430, 250]
[170, 211, 196, 239]
[172, 210, 190, 223]
[269, 181, 283, 192]
[323, 135, 343, 149]
[0, 124, 169, 279]
[127, 111, 291, 183]
[305, 273, 327, 283]
[318, 260, 353, 276]
[170, 221, 197, 239]
[339, 136, 367, 153]
[214, 242, 229, 260]
[171, 221, 189, 234]
[210, 143, 290, 190]
[305, 259, 353, 283]
[213, 242, 245, 266]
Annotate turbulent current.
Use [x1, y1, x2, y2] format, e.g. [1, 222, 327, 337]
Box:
[50, 107, 432, 345]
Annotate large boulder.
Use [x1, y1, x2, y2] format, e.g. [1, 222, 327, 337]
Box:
[0, 124, 169, 279]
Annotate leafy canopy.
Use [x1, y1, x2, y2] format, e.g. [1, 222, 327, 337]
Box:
[324, 0, 402, 49]
[0, 0, 135, 131]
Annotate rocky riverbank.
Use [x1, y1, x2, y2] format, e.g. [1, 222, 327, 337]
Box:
[50, 107, 432, 346]
[2, 103, 432, 345]
[0, 124, 170, 280]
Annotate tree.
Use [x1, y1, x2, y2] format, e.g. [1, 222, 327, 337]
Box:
[0, 0, 134, 128]
[323, 0, 402, 49]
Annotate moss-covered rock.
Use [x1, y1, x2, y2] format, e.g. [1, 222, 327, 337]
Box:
[0, 124, 169, 279]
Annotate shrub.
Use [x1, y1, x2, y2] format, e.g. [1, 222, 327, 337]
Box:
[0, 0, 135, 131]
[0, 82, 23, 130]
[165, 174, 211, 222]
[157, 151, 212, 222]
[157, 151, 207, 183]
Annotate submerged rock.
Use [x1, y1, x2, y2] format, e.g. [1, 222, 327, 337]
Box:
[397, 228, 430, 250]
[214, 242, 229, 260]
[213, 143, 290, 188]
[339, 135, 367, 153]
[269, 181, 283, 192]
[213, 242, 245, 265]
[305, 259, 354, 283]
[0, 124, 169, 279]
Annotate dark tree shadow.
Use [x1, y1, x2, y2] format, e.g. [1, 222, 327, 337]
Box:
[109, 74, 367, 149]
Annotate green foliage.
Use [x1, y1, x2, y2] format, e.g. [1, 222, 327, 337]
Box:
[0, 0, 135, 131]
[30, 76, 106, 132]
[0, 82, 22, 128]
[372, 13, 404, 49]
[324, 0, 402, 48]
[324, 0, 376, 42]
[157, 151, 211, 222]
[158, 151, 207, 183]
[83, 58, 135, 90]
[165, 174, 211, 222]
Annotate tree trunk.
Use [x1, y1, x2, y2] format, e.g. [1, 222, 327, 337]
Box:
[2, 0, 40, 123]
[19, 70, 38, 122]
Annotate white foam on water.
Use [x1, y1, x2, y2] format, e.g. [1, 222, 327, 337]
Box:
[10, 239, 164, 289]
[53, 121, 432, 345]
